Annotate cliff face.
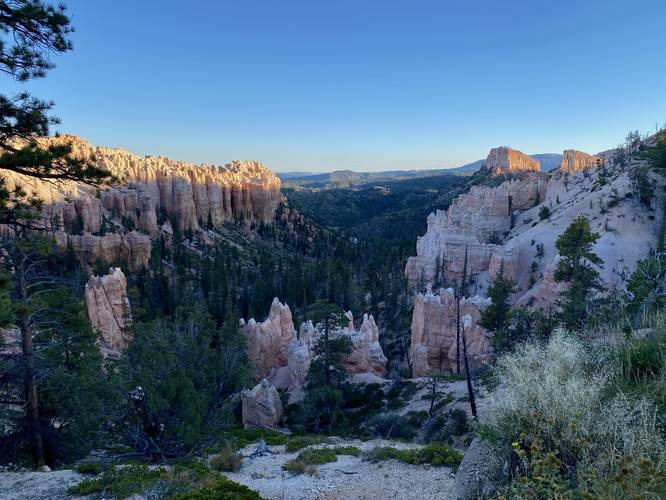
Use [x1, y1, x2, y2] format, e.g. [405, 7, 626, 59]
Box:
[84, 267, 132, 358]
[241, 299, 388, 400]
[2, 134, 282, 271]
[410, 287, 491, 377]
[558, 149, 601, 173]
[481, 147, 541, 175]
[405, 173, 547, 285]
[406, 145, 658, 374]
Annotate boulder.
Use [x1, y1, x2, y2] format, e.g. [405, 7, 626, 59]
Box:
[454, 437, 505, 500]
[241, 379, 283, 430]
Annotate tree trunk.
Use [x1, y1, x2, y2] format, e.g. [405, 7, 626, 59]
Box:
[456, 296, 461, 375]
[461, 328, 478, 418]
[16, 259, 46, 468]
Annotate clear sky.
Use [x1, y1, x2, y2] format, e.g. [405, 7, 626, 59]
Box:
[15, 0, 666, 172]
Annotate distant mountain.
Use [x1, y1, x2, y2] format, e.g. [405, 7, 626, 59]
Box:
[275, 171, 319, 179]
[280, 153, 563, 189]
[280, 168, 454, 189]
[451, 153, 563, 173]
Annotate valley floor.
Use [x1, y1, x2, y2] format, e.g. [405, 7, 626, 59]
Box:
[0, 437, 457, 500]
[227, 438, 456, 500]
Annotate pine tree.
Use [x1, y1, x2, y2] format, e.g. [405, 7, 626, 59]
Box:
[479, 263, 517, 353]
[0, 1, 112, 226]
[554, 216, 604, 330]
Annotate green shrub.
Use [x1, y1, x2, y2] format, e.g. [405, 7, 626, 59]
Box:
[282, 446, 361, 475]
[68, 465, 167, 498]
[538, 205, 551, 220]
[75, 461, 107, 475]
[366, 443, 462, 471]
[284, 434, 328, 452]
[210, 444, 243, 472]
[173, 476, 265, 499]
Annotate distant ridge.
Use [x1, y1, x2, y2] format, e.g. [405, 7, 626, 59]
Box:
[451, 153, 563, 173]
[279, 153, 563, 187]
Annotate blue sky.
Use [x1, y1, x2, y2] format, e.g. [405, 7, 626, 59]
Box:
[16, 0, 666, 172]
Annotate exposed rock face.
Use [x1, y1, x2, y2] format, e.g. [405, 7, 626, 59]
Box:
[558, 149, 601, 173]
[1, 134, 282, 270]
[242, 299, 388, 399]
[3, 135, 282, 231]
[241, 298, 297, 380]
[84, 268, 132, 357]
[481, 147, 540, 175]
[405, 174, 546, 286]
[406, 143, 658, 369]
[241, 379, 283, 430]
[61, 231, 152, 273]
[410, 287, 491, 377]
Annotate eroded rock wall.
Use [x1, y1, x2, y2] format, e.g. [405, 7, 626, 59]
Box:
[410, 287, 491, 377]
[481, 146, 541, 175]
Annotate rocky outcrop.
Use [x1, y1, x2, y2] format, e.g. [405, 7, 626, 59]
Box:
[405, 174, 546, 286]
[405, 142, 659, 340]
[3, 135, 282, 232]
[241, 298, 297, 380]
[84, 268, 132, 358]
[242, 299, 388, 399]
[454, 437, 504, 499]
[558, 149, 601, 173]
[61, 231, 152, 273]
[1, 135, 282, 270]
[241, 379, 283, 430]
[481, 147, 540, 175]
[410, 287, 491, 377]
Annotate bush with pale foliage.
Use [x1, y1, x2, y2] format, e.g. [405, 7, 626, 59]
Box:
[485, 330, 665, 495]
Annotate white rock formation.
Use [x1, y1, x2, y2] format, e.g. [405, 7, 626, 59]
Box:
[405, 174, 547, 286]
[84, 267, 132, 358]
[410, 287, 491, 377]
[241, 379, 283, 429]
[241, 299, 388, 400]
[241, 298, 297, 380]
[1, 134, 282, 269]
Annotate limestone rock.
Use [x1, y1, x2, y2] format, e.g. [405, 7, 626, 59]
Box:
[410, 287, 491, 377]
[241, 379, 283, 430]
[242, 299, 388, 399]
[0, 135, 282, 270]
[558, 149, 601, 173]
[241, 298, 297, 381]
[64, 231, 152, 273]
[340, 313, 388, 376]
[481, 146, 540, 175]
[84, 267, 132, 357]
[405, 175, 546, 286]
